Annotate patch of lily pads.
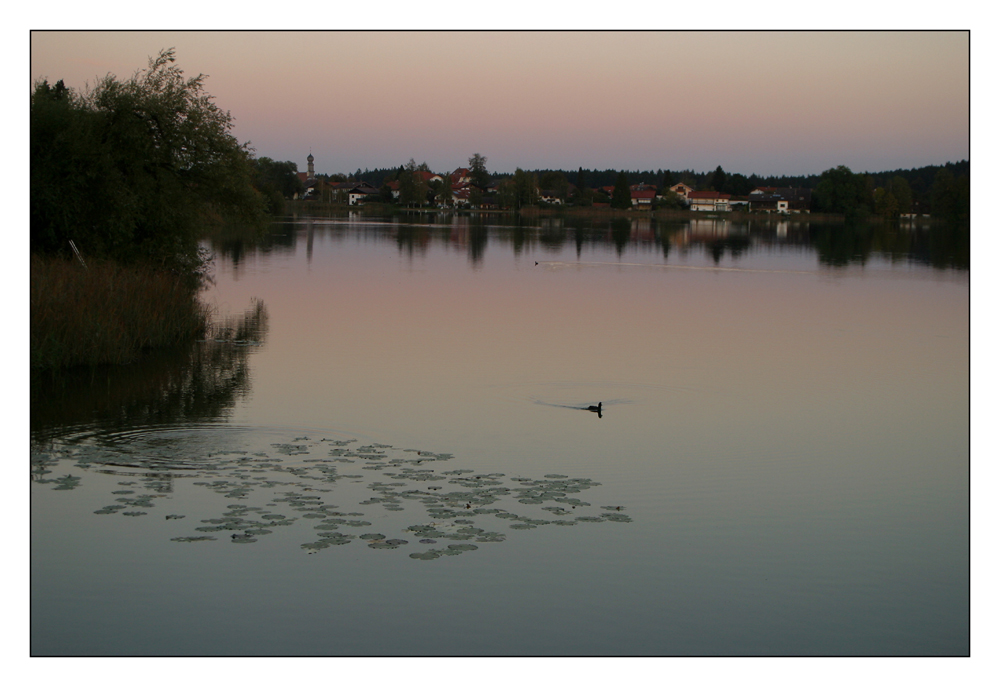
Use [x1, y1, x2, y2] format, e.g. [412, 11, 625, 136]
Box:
[33, 434, 632, 560]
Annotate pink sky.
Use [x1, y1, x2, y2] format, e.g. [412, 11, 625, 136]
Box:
[30, 31, 969, 178]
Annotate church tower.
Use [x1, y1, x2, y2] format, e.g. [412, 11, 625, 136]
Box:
[307, 151, 315, 179]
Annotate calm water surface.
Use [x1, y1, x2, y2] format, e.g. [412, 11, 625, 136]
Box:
[31, 214, 969, 655]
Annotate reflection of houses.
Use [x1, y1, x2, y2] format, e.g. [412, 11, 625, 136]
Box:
[748, 187, 812, 214]
[687, 218, 733, 237]
[688, 190, 732, 212]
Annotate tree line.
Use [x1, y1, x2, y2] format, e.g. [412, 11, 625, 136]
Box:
[307, 160, 969, 220]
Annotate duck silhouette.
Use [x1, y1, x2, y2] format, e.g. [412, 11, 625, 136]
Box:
[587, 402, 602, 418]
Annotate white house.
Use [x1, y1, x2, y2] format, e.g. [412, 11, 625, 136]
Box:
[688, 190, 732, 212]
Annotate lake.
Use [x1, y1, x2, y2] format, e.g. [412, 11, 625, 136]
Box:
[30, 212, 969, 656]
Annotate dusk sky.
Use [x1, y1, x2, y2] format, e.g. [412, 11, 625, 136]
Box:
[30, 31, 970, 179]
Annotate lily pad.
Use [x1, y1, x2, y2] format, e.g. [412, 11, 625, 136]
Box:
[172, 536, 217, 542]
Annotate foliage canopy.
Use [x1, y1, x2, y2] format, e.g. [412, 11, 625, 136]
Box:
[31, 49, 268, 272]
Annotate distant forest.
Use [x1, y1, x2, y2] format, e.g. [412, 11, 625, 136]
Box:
[341, 160, 969, 208]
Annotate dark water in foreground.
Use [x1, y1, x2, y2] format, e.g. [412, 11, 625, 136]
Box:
[31, 214, 969, 655]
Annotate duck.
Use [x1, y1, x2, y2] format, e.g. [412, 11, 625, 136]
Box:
[587, 402, 602, 413]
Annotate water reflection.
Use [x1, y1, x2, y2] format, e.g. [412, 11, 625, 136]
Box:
[204, 211, 968, 272]
[31, 300, 269, 438]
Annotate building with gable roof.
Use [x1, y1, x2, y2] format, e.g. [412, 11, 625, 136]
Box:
[688, 190, 732, 212]
[748, 187, 812, 214]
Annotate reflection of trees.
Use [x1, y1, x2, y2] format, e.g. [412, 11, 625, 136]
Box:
[214, 214, 967, 272]
[611, 218, 632, 256]
[811, 221, 874, 266]
[395, 225, 432, 258]
[707, 235, 752, 264]
[31, 301, 269, 437]
[206, 221, 297, 269]
[468, 223, 488, 266]
[810, 221, 968, 269]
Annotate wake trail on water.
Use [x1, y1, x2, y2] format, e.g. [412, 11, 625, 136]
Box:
[535, 260, 815, 276]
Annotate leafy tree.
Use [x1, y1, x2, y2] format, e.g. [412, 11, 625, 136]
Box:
[813, 165, 871, 218]
[469, 153, 490, 189]
[611, 171, 632, 209]
[873, 187, 900, 219]
[539, 171, 569, 200]
[656, 191, 685, 210]
[930, 168, 970, 220]
[503, 168, 538, 209]
[252, 157, 303, 213]
[31, 49, 266, 271]
[435, 173, 453, 206]
[397, 158, 428, 206]
[889, 176, 913, 216]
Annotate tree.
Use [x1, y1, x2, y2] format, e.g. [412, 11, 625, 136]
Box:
[435, 173, 453, 206]
[710, 165, 727, 192]
[930, 168, 970, 220]
[397, 158, 428, 206]
[252, 157, 304, 213]
[889, 176, 913, 216]
[873, 187, 900, 219]
[31, 49, 266, 270]
[813, 165, 871, 218]
[611, 171, 632, 209]
[469, 153, 490, 189]
[539, 171, 569, 200]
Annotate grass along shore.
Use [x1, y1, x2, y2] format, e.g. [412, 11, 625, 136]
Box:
[31, 254, 209, 371]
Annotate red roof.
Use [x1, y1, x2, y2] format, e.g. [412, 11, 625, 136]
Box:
[631, 189, 657, 200]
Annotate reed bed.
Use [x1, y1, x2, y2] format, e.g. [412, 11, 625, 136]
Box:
[31, 255, 208, 370]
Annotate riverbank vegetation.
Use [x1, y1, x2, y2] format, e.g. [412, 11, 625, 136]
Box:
[30, 255, 208, 370]
[31, 49, 270, 371]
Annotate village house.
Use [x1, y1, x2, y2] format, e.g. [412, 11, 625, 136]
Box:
[668, 183, 694, 201]
[748, 187, 812, 214]
[328, 180, 379, 205]
[688, 190, 732, 212]
[630, 183, 657, 208]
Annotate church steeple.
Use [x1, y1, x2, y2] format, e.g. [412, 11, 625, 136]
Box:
[307, 150, 315, 179]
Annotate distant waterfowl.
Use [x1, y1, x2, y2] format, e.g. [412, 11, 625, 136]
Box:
[587, 402, 602, 412]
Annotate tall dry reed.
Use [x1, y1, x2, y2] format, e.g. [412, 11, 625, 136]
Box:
[31, 255, 208, 370]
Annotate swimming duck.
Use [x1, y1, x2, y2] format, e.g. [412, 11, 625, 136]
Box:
[587, 402, 602, 413]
